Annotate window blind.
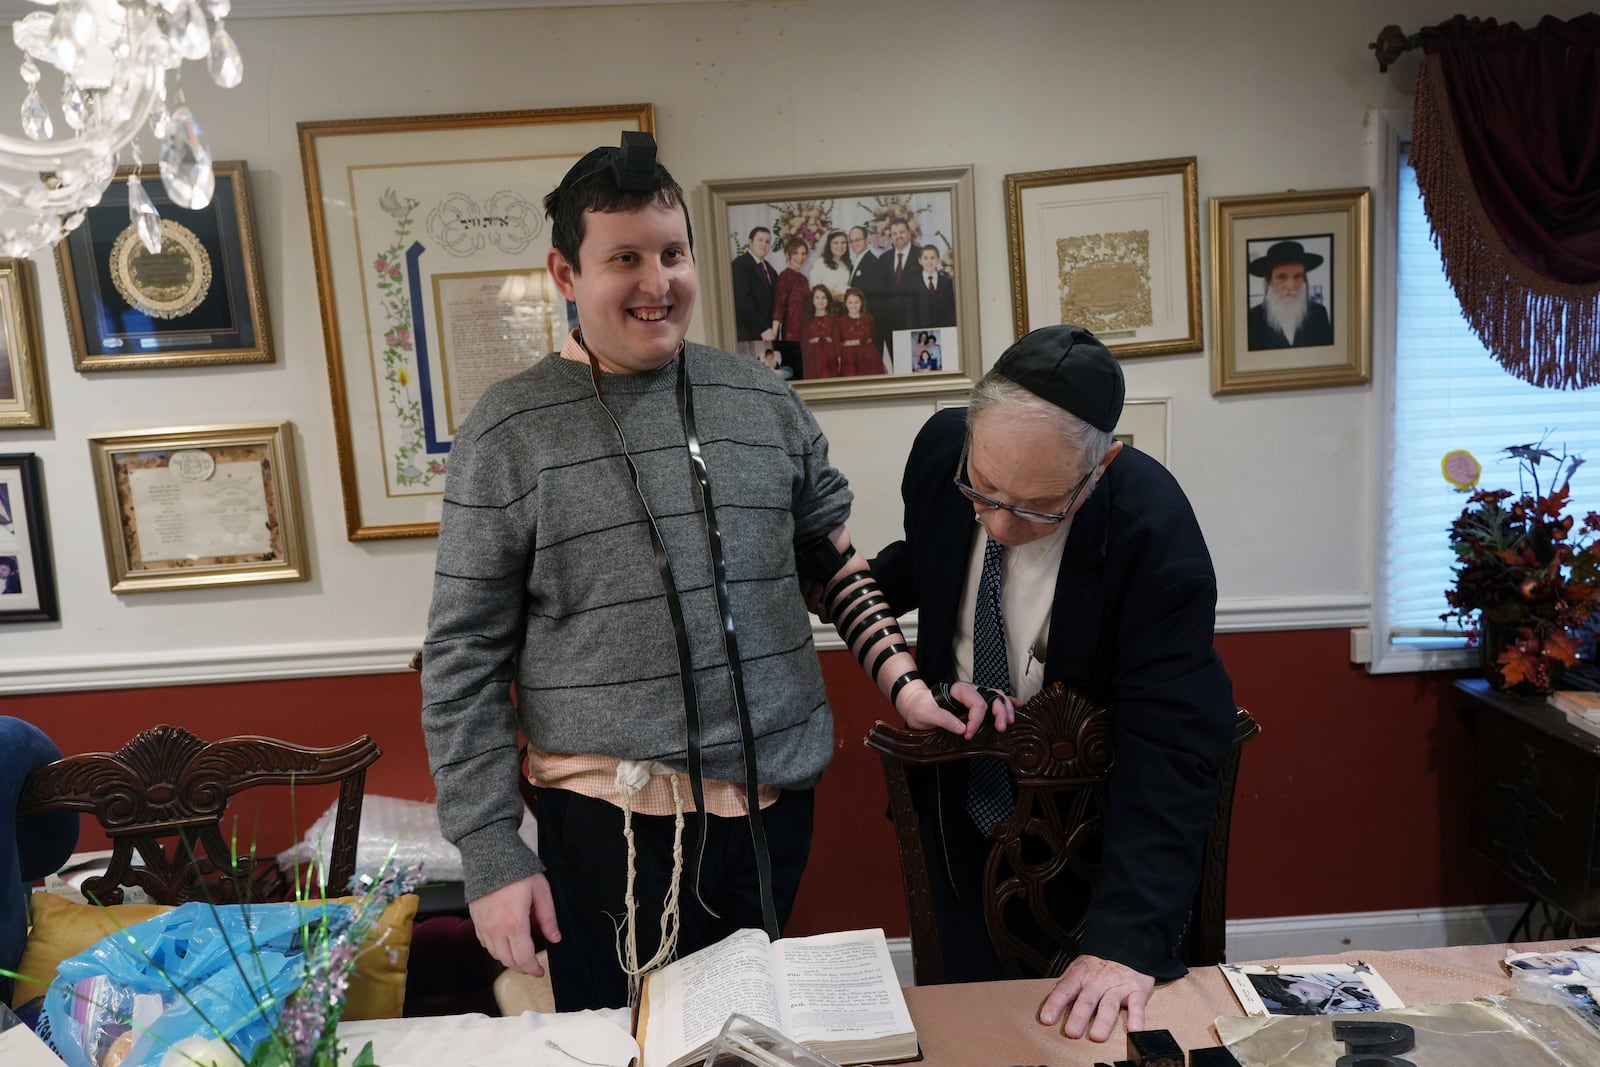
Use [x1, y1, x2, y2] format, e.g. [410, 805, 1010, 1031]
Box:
[1388, 151, 1600, 647]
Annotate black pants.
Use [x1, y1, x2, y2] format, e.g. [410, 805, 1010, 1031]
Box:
[536, 786, 814, 1010]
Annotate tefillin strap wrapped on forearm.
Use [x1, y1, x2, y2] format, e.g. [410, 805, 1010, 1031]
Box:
[798, 536, 1003, 716]
[799, 537, 907, 681]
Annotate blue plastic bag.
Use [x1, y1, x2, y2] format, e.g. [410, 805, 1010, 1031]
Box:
[43, 900, 347, 1067]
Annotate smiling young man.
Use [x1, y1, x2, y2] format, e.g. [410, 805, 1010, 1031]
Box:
[870, 324, 1236, 1043]
[420, 139, 993, 1011]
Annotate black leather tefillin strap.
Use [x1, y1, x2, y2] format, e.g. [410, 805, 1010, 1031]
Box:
[584, 341, 779, 939]
[676, 354, 779, 939]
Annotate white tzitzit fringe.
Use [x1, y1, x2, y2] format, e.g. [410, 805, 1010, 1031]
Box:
[613, 759, 685, 1006]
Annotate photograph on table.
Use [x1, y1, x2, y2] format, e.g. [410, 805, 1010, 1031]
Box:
[87, 421, 307, 593]
[0, 453, 58, 622]
[1004, 156, 1201, 358]
[703, 165, 979, 402]
[1210, 187, 1371, 395]
[0, 260, 47, 429]
[301, 103, 653, 539]
[1221, 962, 1403, 1017]
[54, 161, 272, 371]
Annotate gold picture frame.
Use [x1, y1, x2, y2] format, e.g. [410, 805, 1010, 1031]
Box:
[1004, 157, 1201, 357]
[1210, 187, 1371, 395]
[0, 260, 47, 428]
[1115, 398, 1169, 466]
[87, 421, 307, 593]
[54, 161, 272, 371]
[702, 165, 981, 402]
[300, 103, 654, 541]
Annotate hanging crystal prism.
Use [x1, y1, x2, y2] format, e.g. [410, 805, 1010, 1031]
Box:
[18, 58, 40, 86]
[207, 25, 242, 88]
[205, 0, 231, 16]
[21, 89, 52, 140]
[170, 1, 210, 62]
[127, 174, 162, 254]
[159, 106, 213, 209]
[61, 77, 87, 131]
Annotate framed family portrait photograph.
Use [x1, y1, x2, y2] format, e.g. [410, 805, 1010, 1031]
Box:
[54, 161, 272, 371]
[0, 260, 47, 428]
[1210, 187, 1371, 395]
[301, 102, 653, 540]
[0, 453, 58, 623]
[702, 165, 980, 402]
[1004, 157, 1201, 358]
[87, 421, 307, 594]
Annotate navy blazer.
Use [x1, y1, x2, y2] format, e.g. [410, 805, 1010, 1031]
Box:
[872, 407, 1236, 979]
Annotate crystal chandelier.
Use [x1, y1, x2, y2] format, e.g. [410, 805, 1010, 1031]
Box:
[2, 0, 242, 258]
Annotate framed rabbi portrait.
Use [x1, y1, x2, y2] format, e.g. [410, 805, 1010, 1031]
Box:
[0, 453, 59, 623]
[54, 161, 272, 371]
[300, 103, 653, 540]
[702, 165, 980, 402]
[87, 421, 307, 593]
[1210, 187, 1371, 395]
[1004, 157, 1201, 358]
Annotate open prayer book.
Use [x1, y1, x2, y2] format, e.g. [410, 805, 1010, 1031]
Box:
[635, 927, 918, 1067]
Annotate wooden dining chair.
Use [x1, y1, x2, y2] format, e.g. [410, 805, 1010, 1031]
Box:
[16, 723, 382, 905]
[865, 682, 1259, 985]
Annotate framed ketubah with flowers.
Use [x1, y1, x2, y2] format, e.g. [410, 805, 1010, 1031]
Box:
[703, 166, 980, 402]
[300, 103, 654, 540]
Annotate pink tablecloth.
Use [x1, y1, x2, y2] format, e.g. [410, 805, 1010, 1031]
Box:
[904, 939, 1572, 1066]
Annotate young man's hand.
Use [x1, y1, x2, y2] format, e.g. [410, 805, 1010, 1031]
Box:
[468, 872, 563, 975]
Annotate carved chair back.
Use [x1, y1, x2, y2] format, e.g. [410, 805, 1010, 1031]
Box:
[865, 683, 1259, 984]
[17, 724, 381, 905]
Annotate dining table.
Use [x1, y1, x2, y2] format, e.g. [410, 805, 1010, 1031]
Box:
[336, 938, 1588, 1067]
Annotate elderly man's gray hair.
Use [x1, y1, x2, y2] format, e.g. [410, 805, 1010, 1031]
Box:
[966, 373, 1116, 466]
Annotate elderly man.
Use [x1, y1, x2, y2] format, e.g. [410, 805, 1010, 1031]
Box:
[871, 324, 1236, 1043]
[1246, 240, 1334, 349]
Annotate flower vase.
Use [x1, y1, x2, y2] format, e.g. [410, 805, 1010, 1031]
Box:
[1479, 622, 1562, 695]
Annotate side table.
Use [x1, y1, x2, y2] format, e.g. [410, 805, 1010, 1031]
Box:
[1456, 677, 1600, 936]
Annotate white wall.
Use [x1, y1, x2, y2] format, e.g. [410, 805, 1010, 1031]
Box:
[2, 0, 1585, 690]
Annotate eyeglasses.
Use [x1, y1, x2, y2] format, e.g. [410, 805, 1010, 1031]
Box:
[953, 443, 1092, 525]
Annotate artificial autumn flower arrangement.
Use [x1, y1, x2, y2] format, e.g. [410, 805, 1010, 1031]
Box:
[1441, 443, 1600, 689]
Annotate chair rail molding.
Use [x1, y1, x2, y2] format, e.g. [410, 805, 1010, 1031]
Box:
[0, 594, 1370, 694]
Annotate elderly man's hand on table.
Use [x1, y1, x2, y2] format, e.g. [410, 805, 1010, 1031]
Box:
[1038, 954, 1156, 1042]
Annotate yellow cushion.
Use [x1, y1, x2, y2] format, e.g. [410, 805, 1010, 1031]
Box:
[11, 891, 418, 1021]
[11, 894, 169, 1009]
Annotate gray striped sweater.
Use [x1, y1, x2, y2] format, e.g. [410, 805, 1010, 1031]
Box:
[421, 344, 852, 900]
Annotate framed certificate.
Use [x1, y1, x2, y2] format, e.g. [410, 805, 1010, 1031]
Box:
[54, 161, 272, 370]
[87, 421, 307, 593]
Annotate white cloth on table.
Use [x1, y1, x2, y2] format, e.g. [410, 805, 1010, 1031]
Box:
[337, 1007, 634, 1067]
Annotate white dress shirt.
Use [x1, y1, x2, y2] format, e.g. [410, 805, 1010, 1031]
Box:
[952, 519, 1070, 703]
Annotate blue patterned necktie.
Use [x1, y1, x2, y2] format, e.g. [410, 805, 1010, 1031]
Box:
[967, 536, 1016, 832]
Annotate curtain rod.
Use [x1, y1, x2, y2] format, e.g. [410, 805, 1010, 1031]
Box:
[1370, 24, 1420, 72]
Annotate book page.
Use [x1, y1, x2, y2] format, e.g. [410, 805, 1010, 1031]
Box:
[640, 928, 784, 1067]
[771, 929, 914, 1041]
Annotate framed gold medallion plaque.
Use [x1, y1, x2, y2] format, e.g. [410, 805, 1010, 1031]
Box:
[54, 161, 272, 371]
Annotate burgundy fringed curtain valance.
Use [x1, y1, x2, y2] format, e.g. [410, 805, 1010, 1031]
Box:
[1409, 14, 1600, 388]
